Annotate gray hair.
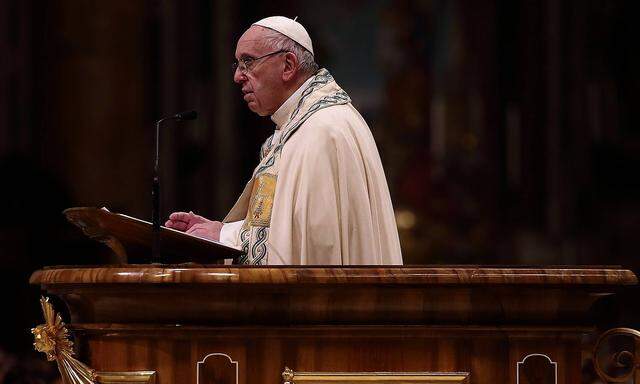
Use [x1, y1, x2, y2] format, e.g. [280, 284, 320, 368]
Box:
[258, 27, 319, 76]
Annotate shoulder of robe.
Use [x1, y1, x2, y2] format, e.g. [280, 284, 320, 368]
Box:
[295, 104, 358, 144]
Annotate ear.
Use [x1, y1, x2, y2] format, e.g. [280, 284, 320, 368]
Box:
[282, 52, 299, 81]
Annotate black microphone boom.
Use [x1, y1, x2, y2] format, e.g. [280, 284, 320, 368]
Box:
[174, 110, 198, 121]
[152, 110, 198, 263]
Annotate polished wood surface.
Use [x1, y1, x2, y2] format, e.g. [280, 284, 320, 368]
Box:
[31, 265, 637, 285]
[30, 265, 636, 325]
[76, 326, 582, 383]
[30, 265, 637, 384]
[63, 207, 241, 263]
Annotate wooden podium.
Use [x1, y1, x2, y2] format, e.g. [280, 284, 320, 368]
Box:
[30, 265, 638, 384]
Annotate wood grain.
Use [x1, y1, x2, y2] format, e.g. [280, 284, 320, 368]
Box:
[63, 207, 241, 263]
[76, 327, 582, 384]
[30, 265, 638, 285]
[30, 265, 637, 384]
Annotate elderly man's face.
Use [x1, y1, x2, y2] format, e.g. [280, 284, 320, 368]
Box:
[233, 26, 285, 116]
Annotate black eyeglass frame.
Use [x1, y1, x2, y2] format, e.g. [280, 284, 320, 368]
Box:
[232, 50, 289, 74]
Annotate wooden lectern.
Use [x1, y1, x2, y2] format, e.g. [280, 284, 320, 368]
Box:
[30, 265, 638, 384]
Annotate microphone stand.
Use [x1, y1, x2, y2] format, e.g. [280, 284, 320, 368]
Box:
[152, 110, 198, 264]
[152, 118, 166, 264]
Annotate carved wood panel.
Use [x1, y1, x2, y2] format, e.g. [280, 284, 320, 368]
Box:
[197, 353, 239, 384]
[517, 354, 557, 384]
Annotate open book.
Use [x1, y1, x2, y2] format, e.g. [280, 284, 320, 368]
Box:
[64, 207, 242, 264]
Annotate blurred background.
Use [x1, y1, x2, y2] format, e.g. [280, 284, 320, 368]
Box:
[1, 0, 639, 382]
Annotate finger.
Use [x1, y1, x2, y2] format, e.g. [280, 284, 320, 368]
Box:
[188, 213, 208, 225]
[169, 212, 191, 222]
[187, 227, 201, 235]
[166, 220, 188, 231]
[186, 223, 205, 234]
[184, 219, 203, 231]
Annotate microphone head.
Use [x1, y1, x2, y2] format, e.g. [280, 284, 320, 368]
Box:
[174, 110, 198, 121]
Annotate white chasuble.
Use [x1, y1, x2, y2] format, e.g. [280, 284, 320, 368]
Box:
[223, 69, 402, 265]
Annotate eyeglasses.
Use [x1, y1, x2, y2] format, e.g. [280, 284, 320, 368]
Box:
[232, 50, 289, 74]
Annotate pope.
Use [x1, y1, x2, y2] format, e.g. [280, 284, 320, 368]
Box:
[165, 16, 402, 265]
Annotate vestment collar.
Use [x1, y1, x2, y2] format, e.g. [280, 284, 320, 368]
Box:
[270, 75, 315, 129]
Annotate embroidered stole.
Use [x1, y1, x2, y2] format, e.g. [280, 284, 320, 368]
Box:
[235, 69, 351, 264]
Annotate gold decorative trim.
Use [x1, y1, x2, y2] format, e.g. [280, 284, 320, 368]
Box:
[282, 367, 469, 383]
[95, 371, 156, 384]
[248, 173, 277, 227]
[32, 296, 156, 384]
[32, 296, 97, 384]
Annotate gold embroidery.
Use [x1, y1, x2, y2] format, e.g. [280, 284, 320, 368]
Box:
[248, 174, 277, 227]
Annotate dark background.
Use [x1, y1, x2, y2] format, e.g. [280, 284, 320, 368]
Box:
[1, 0, 639, 381]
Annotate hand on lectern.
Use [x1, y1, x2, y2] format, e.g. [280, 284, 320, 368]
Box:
[165, 211, 223, 241]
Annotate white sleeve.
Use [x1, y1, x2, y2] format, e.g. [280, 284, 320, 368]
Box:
[219, 220, 244, 248]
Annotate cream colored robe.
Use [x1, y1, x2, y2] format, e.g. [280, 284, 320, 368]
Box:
[221, 76, 402, 265]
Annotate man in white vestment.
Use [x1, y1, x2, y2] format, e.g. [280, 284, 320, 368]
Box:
[165, 16, 402, 265]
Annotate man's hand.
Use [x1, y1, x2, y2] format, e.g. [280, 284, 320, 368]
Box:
[165, 211, 223, 241]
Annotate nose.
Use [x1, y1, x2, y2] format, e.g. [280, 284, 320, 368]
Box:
[233, 67, 246, 84]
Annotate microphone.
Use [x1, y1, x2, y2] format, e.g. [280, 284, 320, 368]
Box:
[174, 110, 198, 121]
[152, 110, 198, 263]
